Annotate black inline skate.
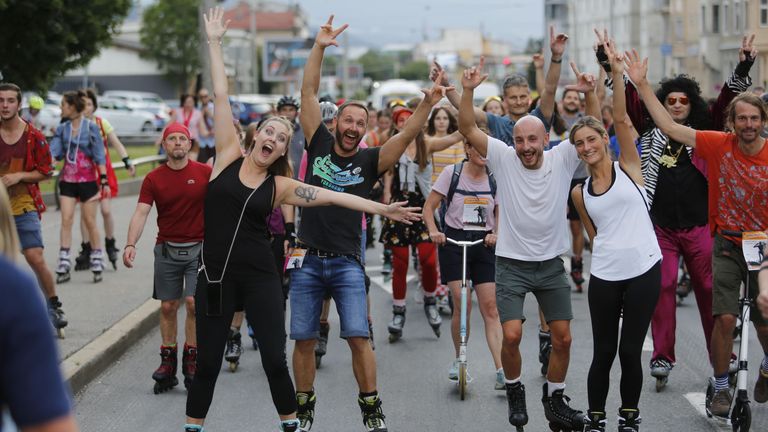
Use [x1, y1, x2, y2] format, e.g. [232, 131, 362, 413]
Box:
[358, 394, 388, 432]
[506, 382, 528, 431]
[182, 344, 197, 390]
[296, 391, 316, 431]
[387, 305, 406, 343]
[105, 237, 119, 270]
[423, 296, 441, 337]
[224, 328, 243, 372]
[617, 408, 641, 431]
[315, 321, 330, 368]
[539, 329, 552, 376]
[584, 410, 606, 432]
[541, 383, 586, 431]
[47, 296, 68, 338]
[152, 345, 178, 394]
[570, 256, 584, 293]
[74, 242, 91, 271]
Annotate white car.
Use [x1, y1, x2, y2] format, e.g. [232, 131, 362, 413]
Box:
[96, 98, 158, 134]
[102, 90, 170, 128]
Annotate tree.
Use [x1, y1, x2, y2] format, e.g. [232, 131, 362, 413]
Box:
[0, 0, 131, 92]
[358, 50, 396, 82]
[140, 0, 201, 94]
[399, 60, 429, 81]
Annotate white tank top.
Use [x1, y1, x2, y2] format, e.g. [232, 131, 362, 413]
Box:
[583, 162, 661, 281]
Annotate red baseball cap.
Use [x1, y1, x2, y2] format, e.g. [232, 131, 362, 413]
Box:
[392, 108, 414, 125]
[162, 123, 191, 141]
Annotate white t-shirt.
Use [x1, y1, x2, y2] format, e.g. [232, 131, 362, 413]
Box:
[486, 136, 581, 260]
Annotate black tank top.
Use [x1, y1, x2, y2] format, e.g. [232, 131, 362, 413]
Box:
[202, 158, 276, 277]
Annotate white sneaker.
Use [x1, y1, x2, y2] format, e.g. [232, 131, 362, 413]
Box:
[495, 369, 505, 390]
[448, 359, 459, 381]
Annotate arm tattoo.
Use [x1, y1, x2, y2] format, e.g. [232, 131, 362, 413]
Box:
[295, 186, 319, 203]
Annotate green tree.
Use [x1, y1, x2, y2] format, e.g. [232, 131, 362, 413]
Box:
[0, 0, 131, 92]
[140, 0, 200, 93]
[399, 60, 429, 81]
[358, 50, 395, 82]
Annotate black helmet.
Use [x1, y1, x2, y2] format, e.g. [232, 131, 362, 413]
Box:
[277, 95, 299, 110]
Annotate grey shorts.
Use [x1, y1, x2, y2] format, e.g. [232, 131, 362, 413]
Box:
[712, 234, 767, 325]
[495, 256, 573, 323]
[153, 242, 200, 301]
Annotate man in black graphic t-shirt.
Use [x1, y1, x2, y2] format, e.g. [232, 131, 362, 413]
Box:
[289, 15, 451, 432]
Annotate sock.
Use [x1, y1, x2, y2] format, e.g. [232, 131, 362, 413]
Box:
[547, 381, 565, 396]
[297, 389, 315, 404]
[714, 374, 730, 392]
[505, 375, 521, 385]
[280, 419, 300, 430]
[162, 343, 177, 349]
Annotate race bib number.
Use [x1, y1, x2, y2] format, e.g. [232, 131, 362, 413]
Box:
[741, 231, 768, 271]
[462, 197, 489, 231]
[285, 248, 307, 270]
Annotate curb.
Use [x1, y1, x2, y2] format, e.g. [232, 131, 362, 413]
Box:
[62, 298, 160, 395]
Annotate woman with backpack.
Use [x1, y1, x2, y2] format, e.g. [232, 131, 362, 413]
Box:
[423, 140, 503, 390]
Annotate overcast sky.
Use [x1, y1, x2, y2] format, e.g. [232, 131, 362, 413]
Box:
[255, 0, 544, 50]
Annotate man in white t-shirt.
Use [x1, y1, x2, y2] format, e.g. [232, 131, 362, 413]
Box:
[458, 57, 591, 431]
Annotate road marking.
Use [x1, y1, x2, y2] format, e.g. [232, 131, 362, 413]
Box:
[643, 335, 653, 352]
[684, 392, 731, 430]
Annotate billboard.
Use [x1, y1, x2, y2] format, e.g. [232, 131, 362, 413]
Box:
[262, 38, 314, 82]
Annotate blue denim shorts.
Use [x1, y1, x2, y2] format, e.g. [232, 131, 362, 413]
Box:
[14, 212, 43, 250]
[289, 254, 369, 340]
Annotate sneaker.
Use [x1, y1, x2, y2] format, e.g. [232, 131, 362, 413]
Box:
[448, 359, 459, 382]
[280, 419, 300, 432]
[709, 388, 732, 418]
[296, 391, 316, 431]
[358, 394, 387, 432]
[755, 368, 768, 403]
[495, 369, 505, 390]
[650, 358, 673, 378]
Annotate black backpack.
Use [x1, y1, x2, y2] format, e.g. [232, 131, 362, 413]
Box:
[438, 161, 497, 232]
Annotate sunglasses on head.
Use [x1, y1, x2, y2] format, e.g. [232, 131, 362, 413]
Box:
[666, 96, 689, 106]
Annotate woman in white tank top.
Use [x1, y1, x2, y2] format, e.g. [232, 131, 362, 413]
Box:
[569, 44, 661, 431]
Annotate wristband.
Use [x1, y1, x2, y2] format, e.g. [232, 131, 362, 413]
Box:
[596, 45, 612, 73]
[125, 245, 135, 249]
[284, 222, 296, 248]
[551, 57, 562, 64]
[100, 173, 108, 186]
[122, 156, 132, 169]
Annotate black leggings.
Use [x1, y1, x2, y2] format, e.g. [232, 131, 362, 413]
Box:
[587, 262, 660, 411]
[186, 271, 297, 418]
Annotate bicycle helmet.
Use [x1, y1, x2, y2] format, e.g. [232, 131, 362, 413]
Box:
[319, 101, 338, 123]
[29, 96, 44, 110]
[277, 95, 299, 110]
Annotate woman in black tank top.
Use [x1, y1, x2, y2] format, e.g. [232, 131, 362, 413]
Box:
[185, 10, 422, 432]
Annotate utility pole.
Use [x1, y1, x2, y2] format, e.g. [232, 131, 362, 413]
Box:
[341, 32, 349, 98]
[250, 0, 260, 93]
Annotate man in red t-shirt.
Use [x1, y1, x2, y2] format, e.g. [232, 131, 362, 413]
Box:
[629, 52, 768, 418]
[123, 123, 211, 393]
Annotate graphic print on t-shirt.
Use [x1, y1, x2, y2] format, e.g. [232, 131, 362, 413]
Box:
[462, 196, 489, 230]
[311, 154, 365, 191]
[717, 150, 768, 233]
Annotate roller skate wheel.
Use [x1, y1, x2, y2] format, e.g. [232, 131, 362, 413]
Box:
[57, 328, 66, 339]
[388, 333, 400, 343]
[229, 362, 238, 372]
[515, 427, 524, 432]
[434, 328, 441, 338]
[655, 376, 667, 392]
[93, 273, 102, 283]
[315, 354, 322, 369]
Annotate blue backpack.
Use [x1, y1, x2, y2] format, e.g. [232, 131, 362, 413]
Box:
[438, 161, 497, 232]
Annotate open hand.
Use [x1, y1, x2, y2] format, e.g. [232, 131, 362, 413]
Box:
[604, 38, 625, 75]
[461, 56, 488, 90]
[430, 60, 451, 86]
[624, 49, 648, 86]
[421, 70, 454, 106]
[204, 7, 230, 42]
[550, 25, 569, 59]
[384, 201, 422, 225]
[314, 15, 348, 49]
[564, 62, 596, 94]
[739, 34, 758, 62]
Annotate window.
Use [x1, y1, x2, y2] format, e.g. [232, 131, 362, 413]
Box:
[701, 5, 706, 32]
[734, 0, 741, 32]
[713, 4, 720, 33]
[724, 4, 729, 33]
[762, 0, 768, 26]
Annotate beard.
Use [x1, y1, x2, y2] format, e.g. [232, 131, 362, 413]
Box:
[335, 127, 361, 152]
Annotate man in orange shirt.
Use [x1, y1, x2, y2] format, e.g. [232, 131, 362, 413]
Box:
[627, 50, 768, 419]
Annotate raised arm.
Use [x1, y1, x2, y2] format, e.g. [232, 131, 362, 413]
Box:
[626, 49, 697, 147]
[377, 74, 453, 174]
[533, 53, 545, 96]
[458, 57, 491, 157]
[204, 8, 241, 177]
[564, 61, 599, 119]
[607, 42, 642, 180]
[301, 15, 348, 144]
[275, 176, 421, 224]
[122, 202, 152, 268]
[430, 61, 486, 124]
[538, 25, 568, 123]
[426, 130, 463, 154]
[712, 34, 757, 130]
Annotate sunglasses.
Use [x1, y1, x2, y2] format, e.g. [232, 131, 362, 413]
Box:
[666, 96, 689, 106]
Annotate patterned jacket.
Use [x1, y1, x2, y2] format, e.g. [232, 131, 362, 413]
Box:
[21, 121, 55, 215]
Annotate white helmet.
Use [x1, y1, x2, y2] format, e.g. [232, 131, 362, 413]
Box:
[319, 101, 338, 123]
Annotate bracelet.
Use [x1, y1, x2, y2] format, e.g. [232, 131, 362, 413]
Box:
[207, 39, 222, 46]
[125, 245, 135, 249]
[551, 57, 562, 64]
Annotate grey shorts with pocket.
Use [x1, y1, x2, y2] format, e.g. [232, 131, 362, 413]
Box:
[495, 256, 573, 323]
[712, 234, 767, 325]
[153, 242, 201, 301]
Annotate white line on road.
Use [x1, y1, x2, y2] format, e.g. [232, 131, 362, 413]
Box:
[643, 335, 653, 352]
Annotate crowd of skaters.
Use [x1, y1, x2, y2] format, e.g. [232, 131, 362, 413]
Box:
[6, 7, 768, 432]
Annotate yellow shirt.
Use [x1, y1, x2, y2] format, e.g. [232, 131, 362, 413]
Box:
[431, 141, 465, 183]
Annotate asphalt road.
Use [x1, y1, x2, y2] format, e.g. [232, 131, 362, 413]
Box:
[73, 240, 768, 431]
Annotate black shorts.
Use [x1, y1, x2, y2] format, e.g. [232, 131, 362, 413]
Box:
[438, 227, 495, 285]
[566, 178, 587, 221]
[59, 181, 99, 202]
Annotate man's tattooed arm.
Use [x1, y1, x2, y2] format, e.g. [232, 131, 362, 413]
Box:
[295, 185, 319, 203]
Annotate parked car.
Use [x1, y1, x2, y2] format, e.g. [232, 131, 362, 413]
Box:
[230, 94, 276, 126]
[369, 80, 423, 110]
[102, 90, 170, 129]
[19, 105, 61, 137]
[96, 97, 158, 134]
